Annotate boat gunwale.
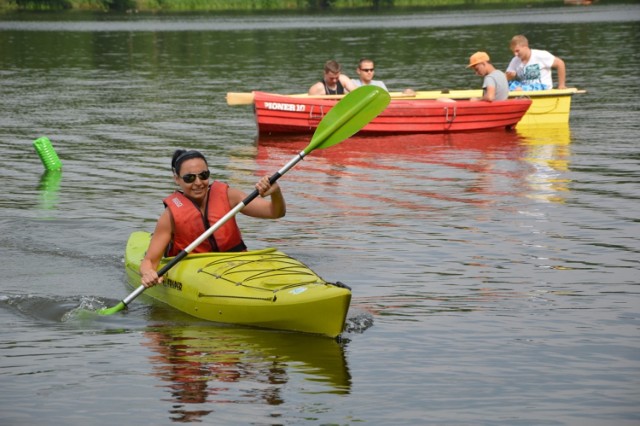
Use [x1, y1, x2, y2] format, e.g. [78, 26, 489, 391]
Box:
[278, 87, 585, 101]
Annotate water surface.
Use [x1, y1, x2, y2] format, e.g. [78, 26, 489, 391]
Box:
[1, 4, 639, 425]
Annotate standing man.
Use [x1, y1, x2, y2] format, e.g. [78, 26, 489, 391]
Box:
[308, 60, 357, 95]
[506, 34, 566, 90]
[467, 51, 509, 101]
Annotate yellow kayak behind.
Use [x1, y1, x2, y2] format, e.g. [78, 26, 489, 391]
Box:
[124, 231, 351, 338]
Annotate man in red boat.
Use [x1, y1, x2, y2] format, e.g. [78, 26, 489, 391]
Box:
[351, 58, 389, 91]
[467, 51, 509, 102]
[308, 59, 357, 95]
[139, 149, 286, 287]
[351, 57, 416, 97]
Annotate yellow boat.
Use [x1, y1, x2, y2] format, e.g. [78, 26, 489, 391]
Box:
[124, 231, 352, 338]
[403, 88, 585, 127]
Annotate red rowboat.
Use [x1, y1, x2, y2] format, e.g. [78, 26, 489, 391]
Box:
[251, 91, 532, 135]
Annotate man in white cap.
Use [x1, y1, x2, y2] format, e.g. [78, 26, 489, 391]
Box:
[467, 51, 509, 101]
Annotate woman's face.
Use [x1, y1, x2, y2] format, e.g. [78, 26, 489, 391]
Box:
[174, 158, 210, 203]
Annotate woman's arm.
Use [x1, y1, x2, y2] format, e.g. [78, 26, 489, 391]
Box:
[229, 176, 286, 219]
[139, 209, 173, 287]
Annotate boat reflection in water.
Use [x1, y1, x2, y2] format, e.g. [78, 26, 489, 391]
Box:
[256, 126, 570, 206]
[142, 316, 350, 423]
[256, 130, 529, 208]
[517, 124, 572, 203]
[256, 129, 525, 166]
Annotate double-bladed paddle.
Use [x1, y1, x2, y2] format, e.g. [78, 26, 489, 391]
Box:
[98, 85, 390, 315]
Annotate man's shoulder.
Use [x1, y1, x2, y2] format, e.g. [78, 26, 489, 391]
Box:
[531, 48, 555, 59]
[531, 48, 551, 54]
[308, 81, 325, 94]
[485, 70, 507, 85]
[371, 80, 388, 90]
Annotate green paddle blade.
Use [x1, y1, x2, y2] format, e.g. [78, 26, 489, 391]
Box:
[96, 301, 126, 315]
[304, 85, 390, 154]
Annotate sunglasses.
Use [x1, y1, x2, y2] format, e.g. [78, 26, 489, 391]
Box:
[360, 68, 375, 72]
[179, 170, 210, 183]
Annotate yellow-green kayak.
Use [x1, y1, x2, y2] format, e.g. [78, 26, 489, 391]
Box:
[124, 231, 351, 338]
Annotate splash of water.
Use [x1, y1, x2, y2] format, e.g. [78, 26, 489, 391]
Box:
[0, 293, 117, 323]
[344, 311, 374, 334]
[61, 296, 113, 322]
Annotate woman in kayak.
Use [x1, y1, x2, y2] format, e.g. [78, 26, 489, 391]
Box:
[140, 149, 286, 287]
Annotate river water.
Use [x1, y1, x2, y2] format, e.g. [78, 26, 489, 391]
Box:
[1, 4, 639, 425]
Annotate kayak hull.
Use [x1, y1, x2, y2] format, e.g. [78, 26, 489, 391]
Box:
[124, 231, 351, 338]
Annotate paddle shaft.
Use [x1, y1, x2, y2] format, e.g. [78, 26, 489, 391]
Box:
[120, 152, 306, 307]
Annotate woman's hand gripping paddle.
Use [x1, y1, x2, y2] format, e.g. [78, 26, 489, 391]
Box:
[97, 85, 390, 315]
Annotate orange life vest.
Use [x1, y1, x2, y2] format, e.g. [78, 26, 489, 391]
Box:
[163, 181, 246, 256]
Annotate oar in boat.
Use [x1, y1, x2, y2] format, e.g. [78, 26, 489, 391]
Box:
[226, 90, 414, 106]
[97, 85, 391, 315]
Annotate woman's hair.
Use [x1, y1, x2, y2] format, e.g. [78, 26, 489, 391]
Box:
[171, 149, 207, 174]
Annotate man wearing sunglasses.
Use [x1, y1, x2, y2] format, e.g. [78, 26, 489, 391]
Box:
[351, 58, 388, 91]
[351, 58, 415, 96]
[139, 149, 286, 288]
